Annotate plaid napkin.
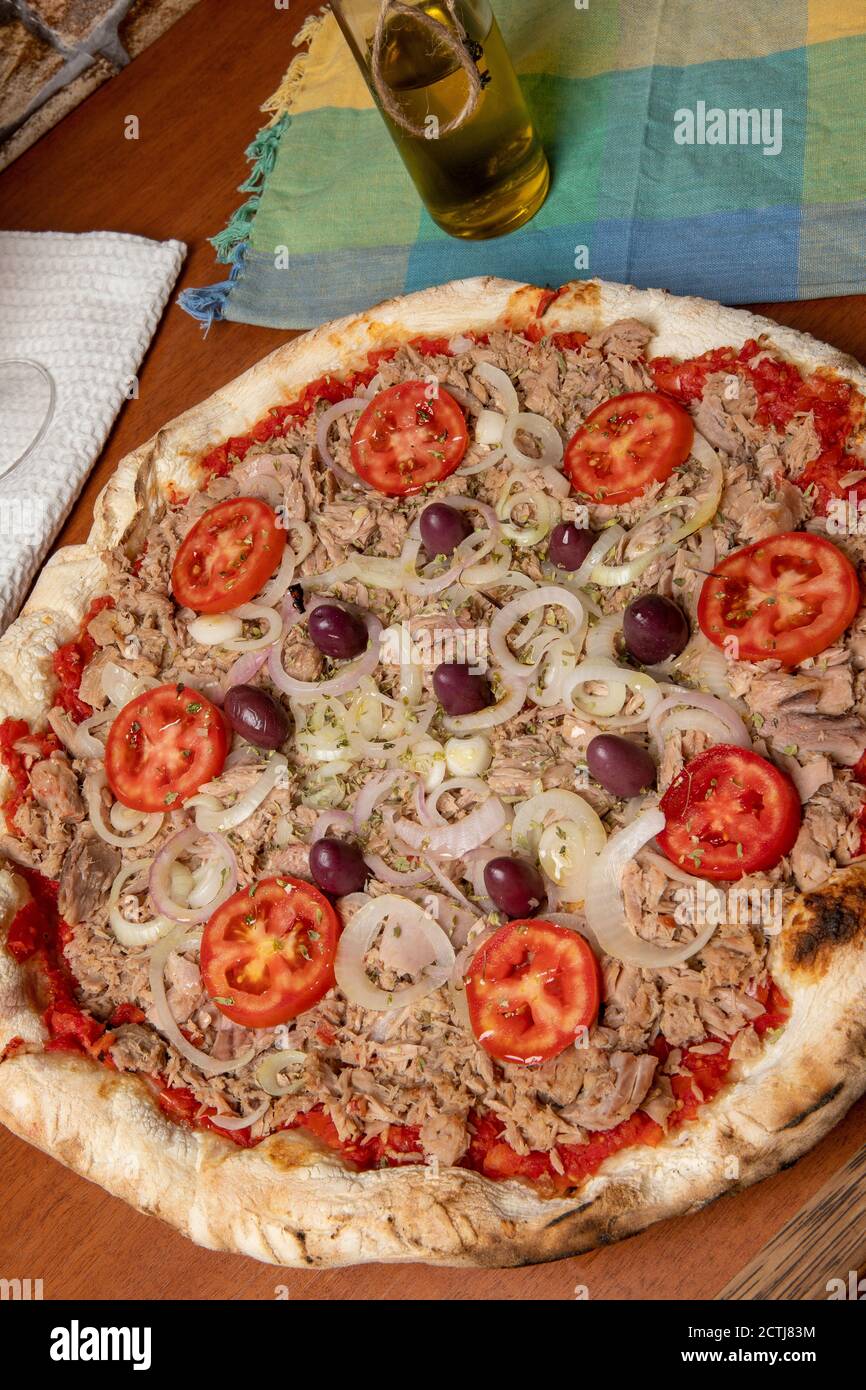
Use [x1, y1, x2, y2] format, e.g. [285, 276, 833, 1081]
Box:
[180, 1, 866, 329]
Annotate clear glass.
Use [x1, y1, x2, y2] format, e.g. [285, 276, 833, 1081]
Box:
[332, 0, 550, 239]
[0, 359, 56, 481]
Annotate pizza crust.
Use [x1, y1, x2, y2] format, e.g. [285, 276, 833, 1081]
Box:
[1, 276, 865, 1268]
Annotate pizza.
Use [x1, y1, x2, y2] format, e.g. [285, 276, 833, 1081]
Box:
[1, 276, 866, 1270]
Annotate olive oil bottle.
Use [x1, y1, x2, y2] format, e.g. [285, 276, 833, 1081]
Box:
[333, 0, 549, 239]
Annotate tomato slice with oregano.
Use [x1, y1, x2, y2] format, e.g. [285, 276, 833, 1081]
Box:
[171, 497, 286, 615]
[658, 745, 801, 882]
[564, 391, 694, 504]
[350, 381, 468, 496]
[201, 877, 340, 1028]
[465, 919, 600, 1065]
[698, 531, 860, 666]
[105, 684, 228, 812]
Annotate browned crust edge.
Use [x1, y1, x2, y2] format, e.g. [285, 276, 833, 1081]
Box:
[0, 275, 865, 1268]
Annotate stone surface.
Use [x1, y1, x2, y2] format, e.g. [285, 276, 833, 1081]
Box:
[121, 0, 200, 56]
[0, 16, 66, 132]
[0, 0, 201, 170]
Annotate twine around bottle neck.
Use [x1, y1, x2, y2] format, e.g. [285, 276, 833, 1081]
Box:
[370, 0, 482, 137]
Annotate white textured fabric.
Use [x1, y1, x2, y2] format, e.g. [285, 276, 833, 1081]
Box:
[0, 230, 185, 633]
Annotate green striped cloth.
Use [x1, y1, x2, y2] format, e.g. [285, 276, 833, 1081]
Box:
[180, 1, 866, 328]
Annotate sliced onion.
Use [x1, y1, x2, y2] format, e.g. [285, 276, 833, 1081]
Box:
[473, 361, 519, 416]
[502, 412, 564, 470]
[223, 647, 270, 693]
[269, 611, 382, 699]
[85, 773, 164, 849]
[526, 635, 580, 709]
[188, 614, 244, 647]
[109, 801, 149, 832]
[420, 858, 478, 915]
[187, 754, 287, 832]
[344, 699, 435, 762]
[496, 475, 560, 547]
[209, 1099, 271, 1131]
[404, 736, 446, 792]
[364, 853, 431, 888]
[538, 817, 606, 904]
[149, 828, 238, 924]
[148, 927, 254, 1075]
[99, 660, 155, 709]
[442, 677, 529, 735]
[489, 585, 585, 681]
[222, 603, 282, 653]
[585, 612, 623, 661]
[512, 789, 606, 860]
[458, 540, 513, 588]
[395, 793, 506, 859]
[334, 894, 455, 1012]
[312, 808, 354, 842]
[315, 397, 372, 491]
[591, 442, 723, 588]
[648, 688, 751, 754]
[476, 408, 506, 446]
[352, 768, 407, 833]
[255, 1050, 307, 1097]
[560, 524, 625, 587]
[539, 465, 571, 499]
[400, 498, 501, 598]
[418, 777, 489, 832]
[564, 659, 661, 728]
[585, 809, 720, 966]
[256, 520, 314, 606]
[108, 862, 174, 947]
[456, 445, 506, 477]
[47, 707, 106, 758]
[293, 695, 353, 765]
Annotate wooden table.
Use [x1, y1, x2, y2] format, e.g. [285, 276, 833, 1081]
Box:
[1, 0, 865, 1302]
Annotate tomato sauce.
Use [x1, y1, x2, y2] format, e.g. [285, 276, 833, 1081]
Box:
[3, 868, 105, 1055]
[0, 596, 113, 831]
[290, 985, 790, 1193]
[0, 330, 798, 1190]
[0, 869, 791, 1181]
[650, 341, 864, 517]
[0, 718, 60, 832]
[52, 595, 116, 723]
[195, 334, 500, 482]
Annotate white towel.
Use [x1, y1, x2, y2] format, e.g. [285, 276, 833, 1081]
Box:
[0, 230, 185, 633]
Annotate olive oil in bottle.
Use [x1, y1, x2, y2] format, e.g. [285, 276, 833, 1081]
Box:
[334, 0, 549, 239]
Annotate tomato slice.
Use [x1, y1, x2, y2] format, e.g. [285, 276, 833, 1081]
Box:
[105, 684, 228, 812]
[201, 877, 340, 1028]
[465, 920, 600, 1065]
[658, 745, 801, 882]
[350, 382, 468, 496]
[171, 497, 286, 615]
[564, 391, 694, 504]
[698, 531, 860, 667]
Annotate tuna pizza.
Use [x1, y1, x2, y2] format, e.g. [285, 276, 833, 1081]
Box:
[1, 277, 866, 1269]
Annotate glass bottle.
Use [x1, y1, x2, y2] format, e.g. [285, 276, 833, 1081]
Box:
[332, 0, 550, 239]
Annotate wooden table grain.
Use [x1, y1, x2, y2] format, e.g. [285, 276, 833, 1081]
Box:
[1, 0, 865, 1302]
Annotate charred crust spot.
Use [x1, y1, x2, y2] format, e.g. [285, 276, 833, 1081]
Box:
[783, 869, 866, 979]
[780, 1082, 843, 1131]
[543, 1200, 596, 1230]
[796, 898, 861, 958]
